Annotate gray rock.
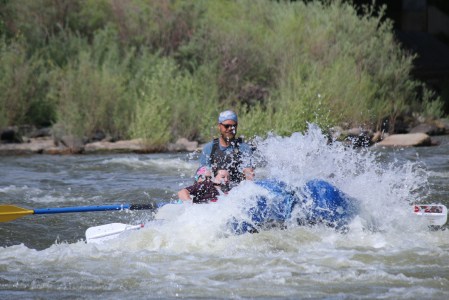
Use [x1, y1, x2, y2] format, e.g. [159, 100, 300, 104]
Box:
[409, 123, 444, 135]
[29, 127, 52, 138]
[167, 138, 199, 152]
[0, 137, 56, 154]
[371, 131, 382, 143]
[84, 139, 155, 153]
[60, 135, 85, 154]
[376, 133, 432, 147]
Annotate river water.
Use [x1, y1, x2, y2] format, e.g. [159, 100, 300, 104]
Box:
[1, 126, 449, 299]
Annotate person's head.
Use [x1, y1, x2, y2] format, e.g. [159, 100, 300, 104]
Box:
[212, 169, 231, 192]
[213, 169, 230, 185]
[194, 166, 212, 183]
[218, 110, 238, 142]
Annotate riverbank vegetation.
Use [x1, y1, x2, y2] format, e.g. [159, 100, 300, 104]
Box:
[0, 0, 445, 147]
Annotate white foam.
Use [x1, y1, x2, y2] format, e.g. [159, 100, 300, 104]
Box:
[86, 125, 446, 253]
[2, 125, 448, 298]
[101, 156, 194, 172]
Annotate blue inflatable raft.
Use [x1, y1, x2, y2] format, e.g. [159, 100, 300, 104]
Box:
[230, 179, 359, 234]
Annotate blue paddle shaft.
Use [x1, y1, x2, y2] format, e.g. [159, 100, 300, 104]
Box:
[33, 204, 132, 214]
[32, 203, 157, 215]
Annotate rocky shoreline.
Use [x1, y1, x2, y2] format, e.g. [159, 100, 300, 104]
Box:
[1, 119, 449, 155]
[0, 136, 200, 155]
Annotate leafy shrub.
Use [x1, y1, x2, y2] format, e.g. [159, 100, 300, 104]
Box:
[129, 56, 218, 146]
[0, 0, 445, 142]
[0, 37, 55, 128]
[48, 27, 130, 138]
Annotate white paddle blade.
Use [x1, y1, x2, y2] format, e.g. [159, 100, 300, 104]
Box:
[413, 204, 448, 226]
[86, 223, 143, 244]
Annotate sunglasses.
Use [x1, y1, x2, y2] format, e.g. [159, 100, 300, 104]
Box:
[220, 123, 237, 129]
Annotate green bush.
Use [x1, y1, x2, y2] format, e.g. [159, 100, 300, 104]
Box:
[184, 0, 443, 138]
[0, 37, 55, 128]
[0, 0, 80, 49]
[48, 27, 131, 138]
[129, 57, 218, 146]
[0, 0, 445, 142]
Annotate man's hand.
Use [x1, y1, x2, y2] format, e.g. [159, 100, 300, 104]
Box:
[243, 168, 255, 181]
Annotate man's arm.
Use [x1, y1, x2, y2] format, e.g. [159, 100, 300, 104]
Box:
[240, 142, 255, 180]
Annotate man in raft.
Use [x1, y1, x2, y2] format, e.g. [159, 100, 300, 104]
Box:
[199, 110, 255, 185]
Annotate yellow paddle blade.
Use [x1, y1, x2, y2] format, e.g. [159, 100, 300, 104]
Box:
[0, 205, 34, 222]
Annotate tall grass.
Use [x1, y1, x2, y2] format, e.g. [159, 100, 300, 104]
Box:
[129, 57, 218, 146]
[0, 37, 54, 128]
[0, 0, 444, 143]
[48, 27, 132, 138]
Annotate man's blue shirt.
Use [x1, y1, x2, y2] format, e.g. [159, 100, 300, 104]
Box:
[199, 139, 253, 171]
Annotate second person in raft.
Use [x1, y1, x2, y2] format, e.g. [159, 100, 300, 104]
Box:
[178, 166, 231, 203]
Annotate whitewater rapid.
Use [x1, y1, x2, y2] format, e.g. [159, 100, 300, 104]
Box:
[1, 125, 448, 299]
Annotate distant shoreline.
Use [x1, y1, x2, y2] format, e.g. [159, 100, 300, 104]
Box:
[0, 136, 201, 156]
[2, 121, 449, 156]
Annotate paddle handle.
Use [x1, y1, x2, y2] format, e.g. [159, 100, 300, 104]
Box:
[33, 203, 156, 215]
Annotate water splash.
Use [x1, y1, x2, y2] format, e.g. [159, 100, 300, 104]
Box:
[2, 127, 448, 299]
[0, 125, 440, 252]
[107, 124, 438, 252]
[252, 124, 430, 231]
